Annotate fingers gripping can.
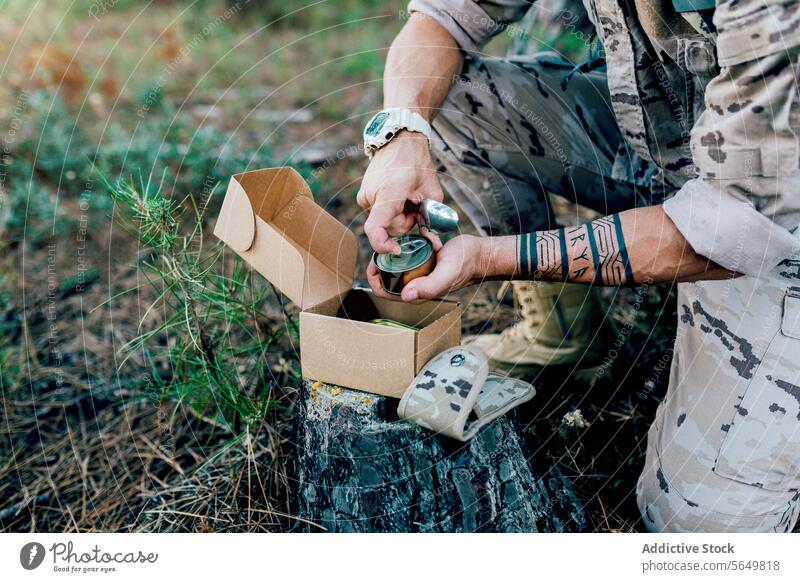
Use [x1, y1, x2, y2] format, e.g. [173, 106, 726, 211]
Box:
[373, 235, 436, 296]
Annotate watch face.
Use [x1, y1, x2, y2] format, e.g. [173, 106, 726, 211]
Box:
[366, 112, 389, 136]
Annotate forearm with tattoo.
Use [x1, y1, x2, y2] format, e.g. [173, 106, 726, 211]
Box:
[474, 206, 736, 291]
[516, 213, 634, 285]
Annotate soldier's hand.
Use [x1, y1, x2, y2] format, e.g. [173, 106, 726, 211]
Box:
[357, 131, 444, 255]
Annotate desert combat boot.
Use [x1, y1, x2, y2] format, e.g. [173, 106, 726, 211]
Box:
[464, 281, 608, 369]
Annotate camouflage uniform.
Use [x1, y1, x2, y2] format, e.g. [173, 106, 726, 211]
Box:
[408, 0, 800, 531]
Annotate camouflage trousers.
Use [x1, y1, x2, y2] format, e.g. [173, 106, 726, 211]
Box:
[430, 54, 800, 532]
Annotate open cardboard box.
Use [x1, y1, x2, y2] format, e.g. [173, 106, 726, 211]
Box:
[213, 167, 461, 398]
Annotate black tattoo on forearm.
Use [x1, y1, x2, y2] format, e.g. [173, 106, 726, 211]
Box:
[566, 225, 591, 280]
[517, 232, 534, 278]
[515, 214, 633, 285]
[536, 231, 567, 280]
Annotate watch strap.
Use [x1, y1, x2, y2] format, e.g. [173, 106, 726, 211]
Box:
[392, 108, 432, 140]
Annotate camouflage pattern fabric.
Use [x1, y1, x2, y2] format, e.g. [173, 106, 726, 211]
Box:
[397, 347, 536, 441]
[506, 0, 595, 59]
[429, 53, 659, 236]
[409, 0, 800, 274]
[408, 0, 800, 531]
[637, 252, 800, 532]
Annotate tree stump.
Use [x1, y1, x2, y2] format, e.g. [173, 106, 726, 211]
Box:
[294, 381, 586, 532]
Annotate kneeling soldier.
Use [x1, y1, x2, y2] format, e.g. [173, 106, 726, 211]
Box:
[358, 0, 800, 532]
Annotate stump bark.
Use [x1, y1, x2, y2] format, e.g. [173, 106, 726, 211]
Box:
[294, 381, 586, 532]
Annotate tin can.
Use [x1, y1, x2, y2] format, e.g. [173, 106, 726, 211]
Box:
[373, 235, 436, 296]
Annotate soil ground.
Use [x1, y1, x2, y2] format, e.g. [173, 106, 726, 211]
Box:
[1, 0, 693, 532]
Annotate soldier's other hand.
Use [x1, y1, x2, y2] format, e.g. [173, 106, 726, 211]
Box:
[357, 131, 443, 256]
[369, 235, 486, 302]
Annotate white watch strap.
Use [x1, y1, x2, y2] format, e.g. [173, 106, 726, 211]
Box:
[390, 108, 432, 140]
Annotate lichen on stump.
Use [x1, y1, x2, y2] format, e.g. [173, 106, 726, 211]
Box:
[294, 381, 586, 532]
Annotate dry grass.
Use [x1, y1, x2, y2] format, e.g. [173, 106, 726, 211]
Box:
[0, 391, 304, 531]
[1, 1, 679, 533]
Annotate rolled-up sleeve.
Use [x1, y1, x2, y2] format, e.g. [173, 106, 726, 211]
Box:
[662, 0, 800, 277]
[407, 0, 533, 53]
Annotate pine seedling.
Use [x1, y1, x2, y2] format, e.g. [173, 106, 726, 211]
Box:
[105, 172, 289, 437]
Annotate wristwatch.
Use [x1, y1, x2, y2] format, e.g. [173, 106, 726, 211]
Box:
[363, 108, 432, 158]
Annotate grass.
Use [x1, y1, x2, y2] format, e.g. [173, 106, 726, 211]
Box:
[0, 0, 683, 533]
[104, 172, 289, 435]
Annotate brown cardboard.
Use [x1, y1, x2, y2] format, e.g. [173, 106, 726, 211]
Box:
[213, 167, 461, 398]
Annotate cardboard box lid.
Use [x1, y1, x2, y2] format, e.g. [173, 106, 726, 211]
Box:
[213, 167, 357, 310]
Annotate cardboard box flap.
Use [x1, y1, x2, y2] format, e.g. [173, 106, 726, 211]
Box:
[214, 167, 357, 310]
[214, 175, 257, 252]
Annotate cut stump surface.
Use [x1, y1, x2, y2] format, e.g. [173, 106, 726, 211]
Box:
[295, 381, 586, 532]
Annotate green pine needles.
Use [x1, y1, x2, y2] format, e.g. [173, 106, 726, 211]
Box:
[106, 172, 292, 438]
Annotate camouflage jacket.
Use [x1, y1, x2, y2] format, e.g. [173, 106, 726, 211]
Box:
[408, 0, 800, 277]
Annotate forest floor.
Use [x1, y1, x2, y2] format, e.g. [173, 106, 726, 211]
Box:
[1, 0, 682, 532]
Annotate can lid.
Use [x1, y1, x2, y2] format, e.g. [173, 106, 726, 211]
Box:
[419, 199, 459, 233]
[375, 235, 433, 272]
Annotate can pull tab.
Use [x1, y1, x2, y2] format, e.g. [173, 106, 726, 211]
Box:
[418, 199, 459, 234]
[399, 237, 428, 255]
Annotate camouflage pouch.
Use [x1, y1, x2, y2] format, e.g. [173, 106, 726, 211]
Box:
[397, 347, 536, 441]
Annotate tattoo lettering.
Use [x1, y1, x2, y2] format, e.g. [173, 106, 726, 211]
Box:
[566, 225, 592, 280]
[515, 214, 633, 285]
